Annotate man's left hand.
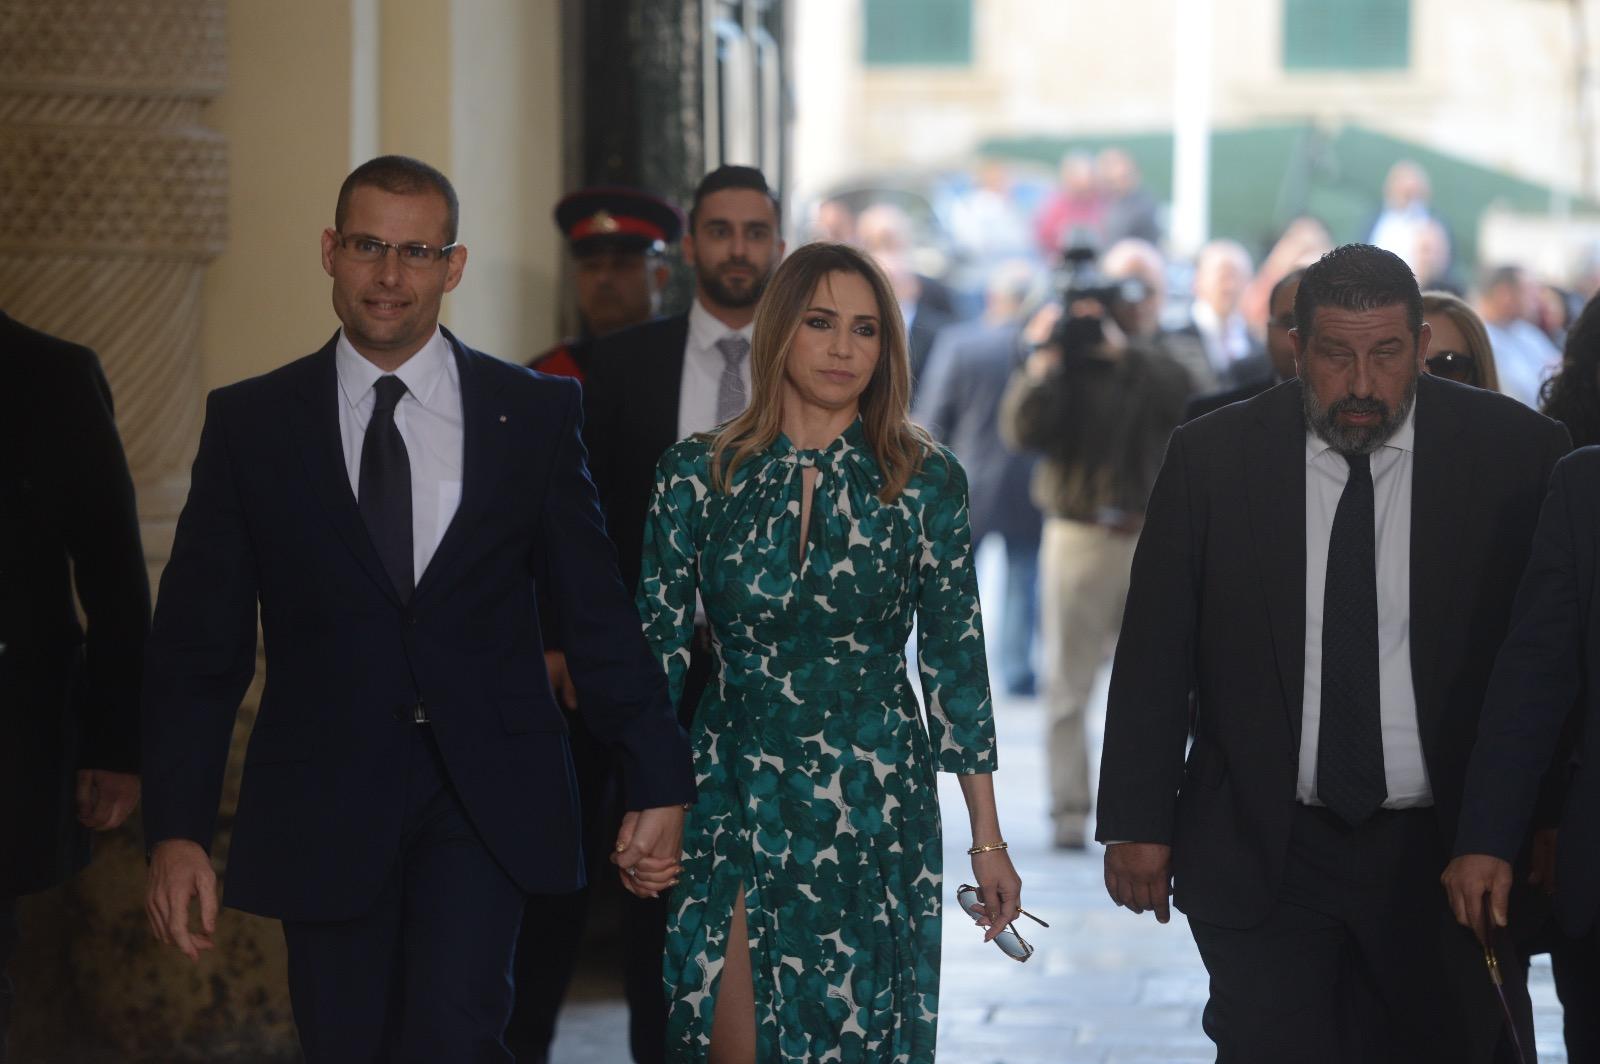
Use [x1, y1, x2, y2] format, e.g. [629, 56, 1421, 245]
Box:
[76, 769, 140, 830]
[611, 805, 686, 899]
[1441, 853, 1513, 945]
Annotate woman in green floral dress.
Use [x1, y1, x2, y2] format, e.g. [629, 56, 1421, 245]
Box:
[635, 242, 1023, 1063]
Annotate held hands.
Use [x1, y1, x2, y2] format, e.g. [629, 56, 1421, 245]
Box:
[1441, 853, 1513, 946]
[76, 769, 140, 830]
[1104, 842, 1173, 924]
[966, 849, 1023, 943]
[611, 805, 686, 900]
[146, 839, 219, 962]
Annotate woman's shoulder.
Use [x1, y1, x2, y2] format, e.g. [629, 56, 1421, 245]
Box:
[654, 434, 715, 481]
[903, 441, 967, 499]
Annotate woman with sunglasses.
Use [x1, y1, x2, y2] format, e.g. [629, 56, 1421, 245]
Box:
[636, 242, 1022, 1063]
[1421, 290, 1503, 392]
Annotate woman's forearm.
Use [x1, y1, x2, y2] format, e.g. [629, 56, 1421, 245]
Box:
[957, 772, 1004, 847]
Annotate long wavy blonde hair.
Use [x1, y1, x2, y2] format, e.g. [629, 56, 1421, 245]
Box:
[708, 241, 933, 502]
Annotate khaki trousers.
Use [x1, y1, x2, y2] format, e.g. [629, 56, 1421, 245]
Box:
[1040, 518, 1139, 835]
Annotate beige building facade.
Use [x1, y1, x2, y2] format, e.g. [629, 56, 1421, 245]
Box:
[795, 0, 1600, 211]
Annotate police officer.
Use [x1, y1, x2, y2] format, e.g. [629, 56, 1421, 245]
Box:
[530, 186, 683, 381]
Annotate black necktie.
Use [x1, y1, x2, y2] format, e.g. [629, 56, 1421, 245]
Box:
[1317, 450, 1386, 826]
[359, 375, 413, 600]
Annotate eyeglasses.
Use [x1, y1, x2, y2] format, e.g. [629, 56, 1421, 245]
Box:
[336, 233, 459, 268]
[1425, 350, 1480, 386]
[956, 883, 1050, 963]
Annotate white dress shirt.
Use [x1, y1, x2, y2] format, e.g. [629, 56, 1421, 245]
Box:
[1191, 301, 1252, 378]
[678, 297, 755, 440]
[1298, 403, 1431, 808]
[335, 327, 464, 586]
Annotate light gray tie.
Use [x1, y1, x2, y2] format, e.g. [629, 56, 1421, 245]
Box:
[714, 334, 750, 423]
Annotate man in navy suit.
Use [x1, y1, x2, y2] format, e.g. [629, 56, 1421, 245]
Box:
[1445, 447, 1600, 1060]
[140, 156, 694, 1062]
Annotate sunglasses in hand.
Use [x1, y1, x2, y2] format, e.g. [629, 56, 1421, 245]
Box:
[956, 883, 1050, 962]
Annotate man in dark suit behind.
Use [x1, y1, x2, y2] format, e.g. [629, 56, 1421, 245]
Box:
[913, 260, 1044, 695]
[1183, 267, 1304, 423]
[1446, 446, 1600, 1061]
[0, 314, 148, 1063]
[510, 164, 784, 1064]
[1098, 244, 1569, 1061]
[141, 156, 695, 1062]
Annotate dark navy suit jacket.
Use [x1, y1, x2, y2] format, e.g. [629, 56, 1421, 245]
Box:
[1458, 446, 1600, 937]
[142, 329, 694, 922]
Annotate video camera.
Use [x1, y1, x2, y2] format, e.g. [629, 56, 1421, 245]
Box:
[1048, 245, 1149, 358]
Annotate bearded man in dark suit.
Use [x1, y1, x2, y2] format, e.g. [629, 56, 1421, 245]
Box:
[1098, 244, 1569, 1061]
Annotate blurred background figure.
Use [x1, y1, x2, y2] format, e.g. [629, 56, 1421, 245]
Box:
[1478, 264, 1562, 407]
[914, 259, 1046, 697]
[1094, 238, 1211, 394]
[1096, 148, 1161, 247]
[1368, 160, 1452, 278]
[1420, 290, 1502, 392]
[1237, 216, 1331, 340]
[1173, 239, 1265, 390]
[948, 159, 1035, 268]
[858, 201, 960, 391]
[1540, 290, 1600, 448]
[529, 186, 683, 381]
[1412, 217, 1464, 294]
[1185, 266, 1305, 421]
[807, 194, 858, 245]
[1000, 253, 1191, 850]
[1034, 151, 1104, 257]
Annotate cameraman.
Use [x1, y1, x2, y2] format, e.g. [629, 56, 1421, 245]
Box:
[1000, 253, 1190, 850]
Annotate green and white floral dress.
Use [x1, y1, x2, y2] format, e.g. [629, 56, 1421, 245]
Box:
[636, 418, 997, 1063]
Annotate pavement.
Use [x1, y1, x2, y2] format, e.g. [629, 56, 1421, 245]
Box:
[547, 546, 1571, 1062]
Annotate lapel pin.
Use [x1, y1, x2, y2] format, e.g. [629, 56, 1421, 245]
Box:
[498, 414, 508, 423]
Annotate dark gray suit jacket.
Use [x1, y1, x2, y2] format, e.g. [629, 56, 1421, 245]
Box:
[1097, 374, 1569, 928]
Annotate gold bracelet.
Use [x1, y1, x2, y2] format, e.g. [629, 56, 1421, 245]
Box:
[966, 841, 1009, 855]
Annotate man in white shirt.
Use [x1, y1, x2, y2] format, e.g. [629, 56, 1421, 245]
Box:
[521, 164, 784, 1064]
[141, 155, 695, 1061]
[1478, 265, 1563, 409]
[1178, 239, 1267, 390]
[1097, 243, 1569, 1061]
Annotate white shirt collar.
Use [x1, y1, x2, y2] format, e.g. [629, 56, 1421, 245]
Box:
[335, 327, 452, 412]
[687, 296, 755, 353]
[1304, 389, 1417, 463]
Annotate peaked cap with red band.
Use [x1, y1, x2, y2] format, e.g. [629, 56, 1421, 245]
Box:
[554, 186, 685, 255]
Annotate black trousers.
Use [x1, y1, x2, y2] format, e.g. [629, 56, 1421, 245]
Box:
[1549, 921, 1600, 1063]
[506, 639, 712, 1064]
[0, 895, 15, 1064]
[281, 727, 527, 1064]
[1188, 805, 1527, 1064]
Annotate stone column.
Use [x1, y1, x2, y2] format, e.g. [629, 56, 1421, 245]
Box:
[0, 4, 293, 1060]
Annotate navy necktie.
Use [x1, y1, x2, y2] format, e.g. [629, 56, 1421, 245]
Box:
[1317, 450, 1386, 826]
[359, 375, 413, 600]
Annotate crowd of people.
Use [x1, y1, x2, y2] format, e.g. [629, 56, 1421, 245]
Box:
[7, 144, 1600, 1064]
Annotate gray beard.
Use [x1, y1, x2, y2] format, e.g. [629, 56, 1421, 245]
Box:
[1301, 374, 1417, 454]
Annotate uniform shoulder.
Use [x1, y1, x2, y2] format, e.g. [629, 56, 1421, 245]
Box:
[590, 314, 689, 363]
